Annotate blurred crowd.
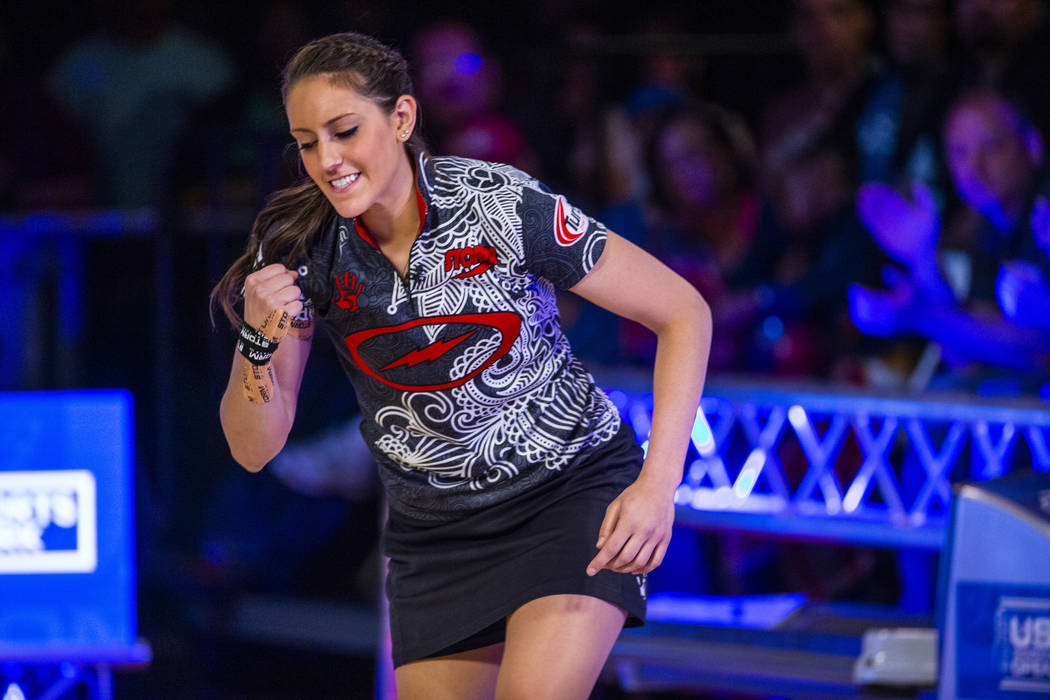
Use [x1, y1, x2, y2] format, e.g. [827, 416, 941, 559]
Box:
[4, 1, 1050, 693]
[5, 0, 1049, 399]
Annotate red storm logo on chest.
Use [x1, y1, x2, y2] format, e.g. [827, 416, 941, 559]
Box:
[344, 312, 522, 391]
[444, 245, 500, 278]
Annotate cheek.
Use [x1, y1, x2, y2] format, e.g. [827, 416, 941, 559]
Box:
[299, 152, 324, 181]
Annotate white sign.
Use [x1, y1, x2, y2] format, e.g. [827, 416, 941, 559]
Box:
[0, 470, 97, 574]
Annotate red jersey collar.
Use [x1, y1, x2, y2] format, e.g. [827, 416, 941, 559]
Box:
[353, 155, 431, 250]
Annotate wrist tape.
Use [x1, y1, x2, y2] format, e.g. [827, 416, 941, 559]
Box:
[237, 324, 278, 365]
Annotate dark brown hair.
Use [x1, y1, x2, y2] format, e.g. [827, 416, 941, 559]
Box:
[210, 31, 426, 327]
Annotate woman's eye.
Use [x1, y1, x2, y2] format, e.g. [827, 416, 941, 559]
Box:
[335, 127, 358, 139]
[297, 141, 316, 152]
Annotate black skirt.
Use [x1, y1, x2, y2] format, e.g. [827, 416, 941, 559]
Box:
[382, 421, 648, 667]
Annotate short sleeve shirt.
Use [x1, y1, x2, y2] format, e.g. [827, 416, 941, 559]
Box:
[298, 155, 623, 520]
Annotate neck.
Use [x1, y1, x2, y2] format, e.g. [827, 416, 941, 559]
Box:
[360, 153, 418, 244]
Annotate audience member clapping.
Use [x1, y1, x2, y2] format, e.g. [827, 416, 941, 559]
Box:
[850, 89, 1050, 388]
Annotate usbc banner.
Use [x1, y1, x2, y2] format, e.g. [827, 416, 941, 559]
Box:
[0, 470, 97, 574]
[0, 390, 136, 648]
[956, 584, 1050, 697]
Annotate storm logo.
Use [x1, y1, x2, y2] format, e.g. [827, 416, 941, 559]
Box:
[444, 245, 499, 278]
[344, 312, 522, 391]
[554, 195, 588, 247]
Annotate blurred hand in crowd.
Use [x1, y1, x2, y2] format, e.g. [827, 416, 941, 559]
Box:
[856, 181, 939, 269]
[996, 260, 1050, 331]
[848, 266, 918, 337]
[1031, 196, 1050, 258]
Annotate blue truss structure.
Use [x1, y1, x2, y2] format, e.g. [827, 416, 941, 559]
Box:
[600, 375, 1050, 697]
[605, 376, 1050, 550]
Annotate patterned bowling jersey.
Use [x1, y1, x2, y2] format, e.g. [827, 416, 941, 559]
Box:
[298, 154, 624, 520]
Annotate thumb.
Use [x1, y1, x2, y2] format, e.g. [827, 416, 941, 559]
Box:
[882, 264, 909, 288]
[911, 180, 936, 214]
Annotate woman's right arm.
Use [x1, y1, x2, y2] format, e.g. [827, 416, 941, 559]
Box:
[220, 264, 313, 471]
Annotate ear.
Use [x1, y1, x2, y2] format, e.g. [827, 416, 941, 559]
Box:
[393, 94, 418, 138]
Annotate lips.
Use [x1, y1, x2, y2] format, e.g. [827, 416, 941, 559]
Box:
[329, 173, 360, 192]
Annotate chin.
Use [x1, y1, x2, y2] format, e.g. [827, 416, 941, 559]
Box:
[324, 195, 367, 220]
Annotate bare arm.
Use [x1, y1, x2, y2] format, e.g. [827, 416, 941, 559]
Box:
[570, 231, 712, 575]
[917, 301, 1050, 371]
[219, 264, 313, 471]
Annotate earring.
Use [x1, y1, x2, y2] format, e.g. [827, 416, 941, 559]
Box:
[400, 130, 410, 140]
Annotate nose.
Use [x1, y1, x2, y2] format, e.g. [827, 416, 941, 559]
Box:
[317, 138, 342, 172]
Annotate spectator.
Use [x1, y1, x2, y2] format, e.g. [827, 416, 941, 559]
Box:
[760, 0, 879, 181]
[952, 0, 1050, 138]
[47, 0, 235, 207]
[854, 0, 953, 189]
[729, 132, 885, 377]
[850, 89, 1050, 389]
[622, 9, 705, 148]
[411, 20, 537, 172]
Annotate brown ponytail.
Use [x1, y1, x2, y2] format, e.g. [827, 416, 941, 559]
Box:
[210, 31, 427, 328]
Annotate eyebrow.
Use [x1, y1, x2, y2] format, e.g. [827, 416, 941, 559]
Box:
[290, 112, 358, 134]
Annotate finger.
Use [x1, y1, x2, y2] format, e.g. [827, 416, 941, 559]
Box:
[613, 541, 651, 579]
[247, 273, 300, 305]
[587, 529, 629, 576]
[882, 264, 908, 288]
[1033, 198, 1050, 245]
[607, 533, 646, 571]
[251, 269, 300, 297]
[1032, 196, 1049, 224]
[623, 540, 656, 574]
[911, 179, 935, 211]
[271, 283, 304, 307]
[640, 541, 670, 574]
[249, 263, 297, 285]
[247, 266, 298, 295]
[595, 499, 621, 549]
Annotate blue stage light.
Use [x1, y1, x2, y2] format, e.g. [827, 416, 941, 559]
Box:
[455, 52, 482, 76]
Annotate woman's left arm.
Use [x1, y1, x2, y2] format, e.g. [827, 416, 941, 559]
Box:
[570, 230, 712, 576]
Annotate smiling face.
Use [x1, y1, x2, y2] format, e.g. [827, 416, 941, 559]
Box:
[944, 94, 1042, 224]
[286, 74, 416, 220]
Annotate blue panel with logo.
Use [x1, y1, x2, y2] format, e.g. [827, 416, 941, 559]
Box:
[0, 390, 136, 648]
[956, 583, 1050, 698]
[938, 470, 1050, 699]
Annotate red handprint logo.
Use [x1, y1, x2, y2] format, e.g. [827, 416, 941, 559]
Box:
[332, 271, 364, 311]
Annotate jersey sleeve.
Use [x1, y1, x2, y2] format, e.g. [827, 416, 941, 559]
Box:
[516, 179, 608, 289]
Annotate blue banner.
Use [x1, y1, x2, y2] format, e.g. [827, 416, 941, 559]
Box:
[957, 583, 1050, 698]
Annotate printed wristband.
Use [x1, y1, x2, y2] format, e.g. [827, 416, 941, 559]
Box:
[240, 322, 279, 351]
[237, 324, 278, 365]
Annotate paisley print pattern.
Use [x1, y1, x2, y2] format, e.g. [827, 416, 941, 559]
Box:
[305, 155, 621, 520]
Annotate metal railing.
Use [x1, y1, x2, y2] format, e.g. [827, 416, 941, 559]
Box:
[602, 374, 1050, 550]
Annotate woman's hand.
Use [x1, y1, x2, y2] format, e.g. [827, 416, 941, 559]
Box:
[586, 471, 677, 576]
[243, 263, 304, 332]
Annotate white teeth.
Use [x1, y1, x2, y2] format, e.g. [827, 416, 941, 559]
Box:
[331, 173, 359, 189]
